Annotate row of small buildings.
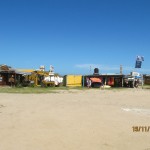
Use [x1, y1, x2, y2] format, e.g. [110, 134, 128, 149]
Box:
[0, 64, 150, 87]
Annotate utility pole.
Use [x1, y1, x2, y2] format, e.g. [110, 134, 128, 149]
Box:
[90, 66, 91, 75]
[120, 65, 123, 87]
[120, 65, 123, 75]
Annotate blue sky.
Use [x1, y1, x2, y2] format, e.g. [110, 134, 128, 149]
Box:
[0, 0, 150, 75]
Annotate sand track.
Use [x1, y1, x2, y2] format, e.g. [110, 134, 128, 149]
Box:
[0, 89, 150, 150]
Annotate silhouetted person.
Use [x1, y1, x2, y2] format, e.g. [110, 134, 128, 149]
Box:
[9, 75, 15, 87]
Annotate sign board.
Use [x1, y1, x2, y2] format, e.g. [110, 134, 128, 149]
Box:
[131, 72, 140, 77]
[135, 56, 144, 68]
[135, 60, 142, 68]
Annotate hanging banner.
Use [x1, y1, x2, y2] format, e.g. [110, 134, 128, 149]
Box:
[135, 56, 144, 68]
[136, 56, 144, 61]
[135, 61, 142, 68]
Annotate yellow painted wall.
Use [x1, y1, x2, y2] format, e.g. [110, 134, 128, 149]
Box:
[17, 69, 34, 73]
[66, 75, 82, 87]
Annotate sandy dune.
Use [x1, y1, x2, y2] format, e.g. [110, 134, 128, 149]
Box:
[0, 89, 150, 150]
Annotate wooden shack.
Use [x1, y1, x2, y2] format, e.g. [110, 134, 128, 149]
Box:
[83, 74, 124, 88]
[0, 64, 28, 86]
[0, 65, 15, 86]
[143, 75, 150, 85]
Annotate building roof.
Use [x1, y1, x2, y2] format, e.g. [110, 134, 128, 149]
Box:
[0, 64, 15, 73]
[85, 74, 124, 77]
[0, 65, 31, 75]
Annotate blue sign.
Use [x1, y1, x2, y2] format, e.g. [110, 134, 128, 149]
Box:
[135, 56, 144, 68]
[135, 61, 142, 68]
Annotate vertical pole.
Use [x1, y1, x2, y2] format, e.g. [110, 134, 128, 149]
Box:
[82, 76, 84, 87]
[142, 74, 144, 89]
[120, 65, 122, 75]
[36, 74, 38, 86]
[105, 74, 107, 85]
[66, 75, 67, 87]
[90, 66, 91, 75]
[14, 73, 16, 87]
[122, 76, 123, 87]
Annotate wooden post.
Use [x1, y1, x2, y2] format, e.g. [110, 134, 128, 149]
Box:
[122, 77, 123, 87]
[142, 74, 144, 89]
[82, 76, 84, 87]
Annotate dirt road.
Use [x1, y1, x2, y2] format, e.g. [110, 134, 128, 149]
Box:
[0, 89, 150, 150]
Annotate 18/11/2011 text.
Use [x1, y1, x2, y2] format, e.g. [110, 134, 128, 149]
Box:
[132, 126, 150, 132]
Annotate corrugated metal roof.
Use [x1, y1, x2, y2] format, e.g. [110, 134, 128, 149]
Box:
[16, 69, 34, 73]
[0, 65, 31, 75]
[14, 70, 31, 75]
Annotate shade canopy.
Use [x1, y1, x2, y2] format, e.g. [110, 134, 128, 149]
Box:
[90, 78, 102, 83]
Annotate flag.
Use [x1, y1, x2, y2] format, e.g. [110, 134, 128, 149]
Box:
[135, 56, 144, 68]
[141, 56, 144, 61]
[135, 61, 142, 68]
[136, 56, 144, 61]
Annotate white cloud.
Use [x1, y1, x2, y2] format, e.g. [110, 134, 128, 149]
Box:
[75, 64, 101, 69]
[75, 64, 150, 73]
[75, 64, 120, 71]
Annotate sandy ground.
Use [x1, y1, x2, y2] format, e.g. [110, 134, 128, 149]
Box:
[0, 89, 150, 150]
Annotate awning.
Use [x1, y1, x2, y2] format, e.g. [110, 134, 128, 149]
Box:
[90, 78, 102, 83]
